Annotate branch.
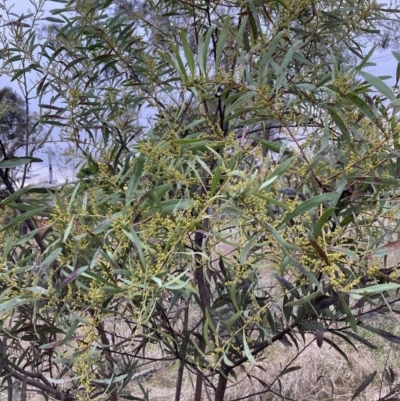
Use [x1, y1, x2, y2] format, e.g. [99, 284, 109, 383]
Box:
[0, 168, 46, 252]
[0, 340, 75, 401]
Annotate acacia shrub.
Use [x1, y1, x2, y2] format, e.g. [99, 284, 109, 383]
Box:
[0, 1, 399, 401]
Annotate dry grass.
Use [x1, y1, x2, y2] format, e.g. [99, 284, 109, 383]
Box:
[9, 331, 400, 401]
[124, 325, 400, 401]
[6, 325, 400, 400]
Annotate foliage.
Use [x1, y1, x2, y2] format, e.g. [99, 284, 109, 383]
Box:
[0, 0, 400, 401]
[0, 86, 46, 189]
[0, 0, 50, 192]
[0, 87, 27, 145]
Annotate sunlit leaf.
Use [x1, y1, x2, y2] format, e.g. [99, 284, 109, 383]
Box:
[360, 71, 395, 101]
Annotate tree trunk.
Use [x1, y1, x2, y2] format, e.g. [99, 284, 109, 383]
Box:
[215, 366, 229, 401]
[175, 299, 189, 401]
[193, 228, 211, 401]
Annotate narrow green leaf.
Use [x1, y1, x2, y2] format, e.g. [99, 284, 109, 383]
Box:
[388, 99, 400, 108]
[1, 237, 13, 260]
[227, 311, 243, 332]
[393, 51, 400, 86]
[63, 217, 75, 243]
[222, 353, 235, 367]
[102, 0, 113, 8]
[257, 31, 285, 87]
[0, 186, 30, 207]
[268, 157, 294, 180]
[126, 154, 145, 206]
[360, 71, 395, 101]
[0, 157, 43, 168]
[198, 27, 213, 76]
[242, 332, 257, 364]
[205, 307, 218, 336]
[215, 17, 231, 71]
[278, 366, 302, 377]
[251, 137, 282, 153]
[239, 233, 262, 265]
[84, 271, 115, 286]
[0, 296, 35, 315]
[314, 207, 336, 238]
[58, 319, 79, 347]
[230, 282, 240, 312]
[272, 273, 296, 292]
[322, 337, 349, 362]
[351, 371, 377, 400]
[225, 92, 255, 116]
[63, 56, 87, 72]
[42, 247, 63, 269]
[280, 193, 337, 226]
[1, 208, 46, 232]
[210, 166, 222, 197]
[338, 292, 357, 332]
[26, 285, 47, 295]
[42, 16, 65, 23]
[181, 118, 206, 131]
[279, 39, 304, 75]
[316, 72, 332, 87]
[285, 290, 321, 307]
[40, 103, 65, 111]
[123, 228, 145, 268]
[360, 324, 400, 344]
[345, 93, 377, 123]
[161, 199, 194, 213]
[180, 29, 195, 76]
[345, 283, 400, 298]
[331, 175, 348, 206]
[58, 266, 88, 289]
[343, 331, 377, 349]
[354, 45, 376, 72]
[235, 15, 248, 47]
[202, 313, 214, 352]
[393, 50, 400, 63]
[265, 223, 302, 252]
[93, 218, 112, 235]
[247, 1, 260, 40]
[255, 194, 290, 211]
[159, 51, 186, 81]
[171, 43, 188, 80]
[329, 330, 360, 353]
[67, 182, 81, 212]
[327, 107, 352, 147]
[259, 175, 278, 192]
[11, 64, 41, 81]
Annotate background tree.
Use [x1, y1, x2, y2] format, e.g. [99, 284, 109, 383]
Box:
[0, 87, 48, 186]
[0, 87, 27, 148]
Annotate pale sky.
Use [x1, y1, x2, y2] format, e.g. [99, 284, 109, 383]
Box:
[1, 0, 399, 185]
